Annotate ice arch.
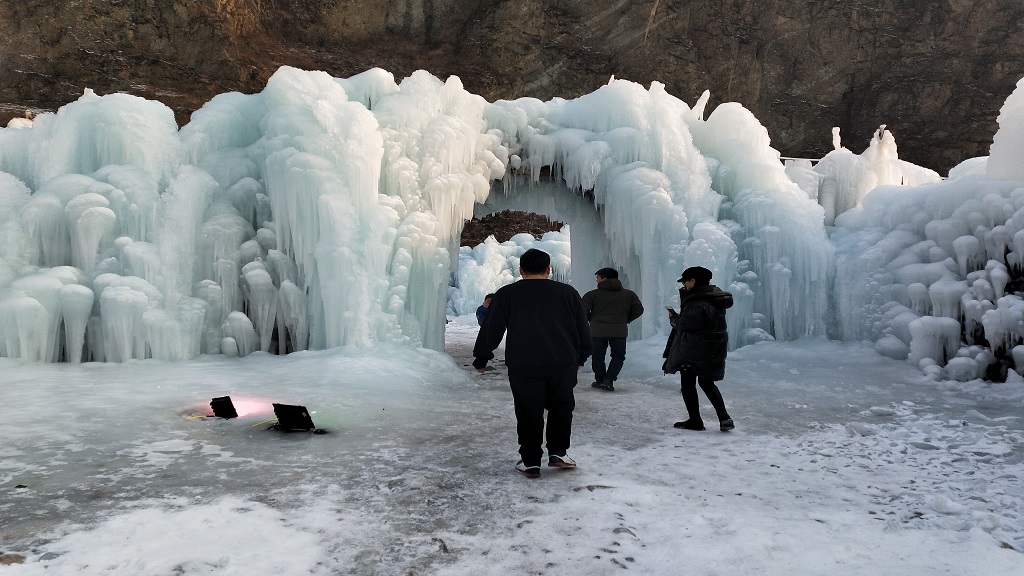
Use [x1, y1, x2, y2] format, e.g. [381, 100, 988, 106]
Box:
[0, 66, 831, 362]
[475, 81, 832, 344]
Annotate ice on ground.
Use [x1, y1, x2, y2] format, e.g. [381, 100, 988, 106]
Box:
[0, 321, 1020, 575]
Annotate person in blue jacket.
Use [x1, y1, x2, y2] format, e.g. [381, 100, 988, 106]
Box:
[476, 293, 494, 326]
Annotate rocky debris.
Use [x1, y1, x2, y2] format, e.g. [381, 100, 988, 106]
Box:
[0, 554, 26, 565]
[460, 210, 564, 247]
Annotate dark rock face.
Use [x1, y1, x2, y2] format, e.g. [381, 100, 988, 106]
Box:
[2, 0, 1022, 172]
[460, 211, 564, 247]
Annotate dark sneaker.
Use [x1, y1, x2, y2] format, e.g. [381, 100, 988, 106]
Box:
[548, 454, 577, 468]
[515, 460, 541, 478]
[596, 380, 614, 391]
[673, 419, 706, 431]
[720, 419, 735, 432]
[590, 381, 603, 388]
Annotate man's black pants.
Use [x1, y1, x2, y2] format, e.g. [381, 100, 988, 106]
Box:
[509, 368, 577, 467]
[592, 336, 627, 382]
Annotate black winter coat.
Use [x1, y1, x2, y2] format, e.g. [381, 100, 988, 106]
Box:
[581, 278, 644, 337]
[473, 278, 592, 377]
[662, 284, 733, 380]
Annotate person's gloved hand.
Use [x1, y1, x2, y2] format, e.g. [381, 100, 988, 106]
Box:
[472, 357, 488, 372]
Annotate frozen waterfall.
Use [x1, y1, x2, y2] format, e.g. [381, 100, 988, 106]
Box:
[1, 65, 1023, 384]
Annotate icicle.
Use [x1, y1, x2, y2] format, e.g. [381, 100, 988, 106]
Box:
[0, 296, 48, 361]
[194, 279, 225, 353]
[278, 279, 308, 353]
[60, 284, 94, 363]
[99, 285, 151, 362]
[222, 311, 258, 357]
[242, 267, 278, 352]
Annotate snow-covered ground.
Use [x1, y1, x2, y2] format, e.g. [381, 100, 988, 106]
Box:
[1, 315, 1021, 575]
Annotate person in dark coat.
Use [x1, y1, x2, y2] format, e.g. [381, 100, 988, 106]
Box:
[582, 267, 644, 391]
[663, 266, 735, 432]
[473, 249, 592, 478]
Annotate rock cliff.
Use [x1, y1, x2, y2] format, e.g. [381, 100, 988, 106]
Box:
[2, 0, 1022, 171]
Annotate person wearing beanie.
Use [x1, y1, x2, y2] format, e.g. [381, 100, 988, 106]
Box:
[662, 266, 735, 432]
[582, 267, 644, 391]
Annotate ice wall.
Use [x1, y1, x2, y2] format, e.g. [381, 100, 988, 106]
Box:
[988, 77, 1024, 181]
[812, 127, 942, 226]
[5, 63, 1017, 375]
[0, 67, 846, 363]
[830, 128, 1024, 381]
[686, 101, 832, 342]
[815, 76, 1024, 381]
[0, 67, 511, 361]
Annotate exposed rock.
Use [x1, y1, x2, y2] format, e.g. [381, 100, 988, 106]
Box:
[0, 554, 26, 565]
[1, 0, 1022, 171]
[460, 210, 564, 246]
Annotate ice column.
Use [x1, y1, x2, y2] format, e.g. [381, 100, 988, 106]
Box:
[222, 310, 258, 357]
[278, 280, 308, 353]
[242, 264, 278, 352]
[0, 296, 48, 361]
[65, 193, 116, 275]
[100, 286, 152, 362]
[60, 284, 95, 363]
[143, 298, 207, 360]
[908, 316, 961, 365]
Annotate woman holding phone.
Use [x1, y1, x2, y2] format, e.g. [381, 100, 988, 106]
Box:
[662, 266, 735, 432]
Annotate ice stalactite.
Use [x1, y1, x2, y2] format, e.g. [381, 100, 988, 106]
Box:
[193, 279, 225, 354]
[0, 296, 48, 361]
[23, 193, 71, 268]
[9, 273, 65, 362]
[278, 280, 308, 354]
[908, 316, 961, 366]
[690, 101, 831, 342]
[100, 285, 151, 362]
[60, 283, 94, 363]
[121, 240, 162, 287]
[143, 298, 206, 361]
[66, 194, 116, 276]
[223, 311, 258, 357]
[241, 265, 278, 353]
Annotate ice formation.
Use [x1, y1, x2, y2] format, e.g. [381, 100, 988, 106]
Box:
[448, 229, 572, 317]
[827, 77, 1024, 380]
[1, 66, 1023, 383]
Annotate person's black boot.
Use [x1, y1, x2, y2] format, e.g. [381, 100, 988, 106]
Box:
[673, 419, 705, 430]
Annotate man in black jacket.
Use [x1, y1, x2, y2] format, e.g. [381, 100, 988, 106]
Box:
[473, 248, 592, 478]
[663, 266, 735, 432]
[582, 267, 644, 391]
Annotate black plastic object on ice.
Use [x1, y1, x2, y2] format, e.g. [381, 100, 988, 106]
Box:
[210, 396, 238, 419]
[272, 403, 315, 431]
